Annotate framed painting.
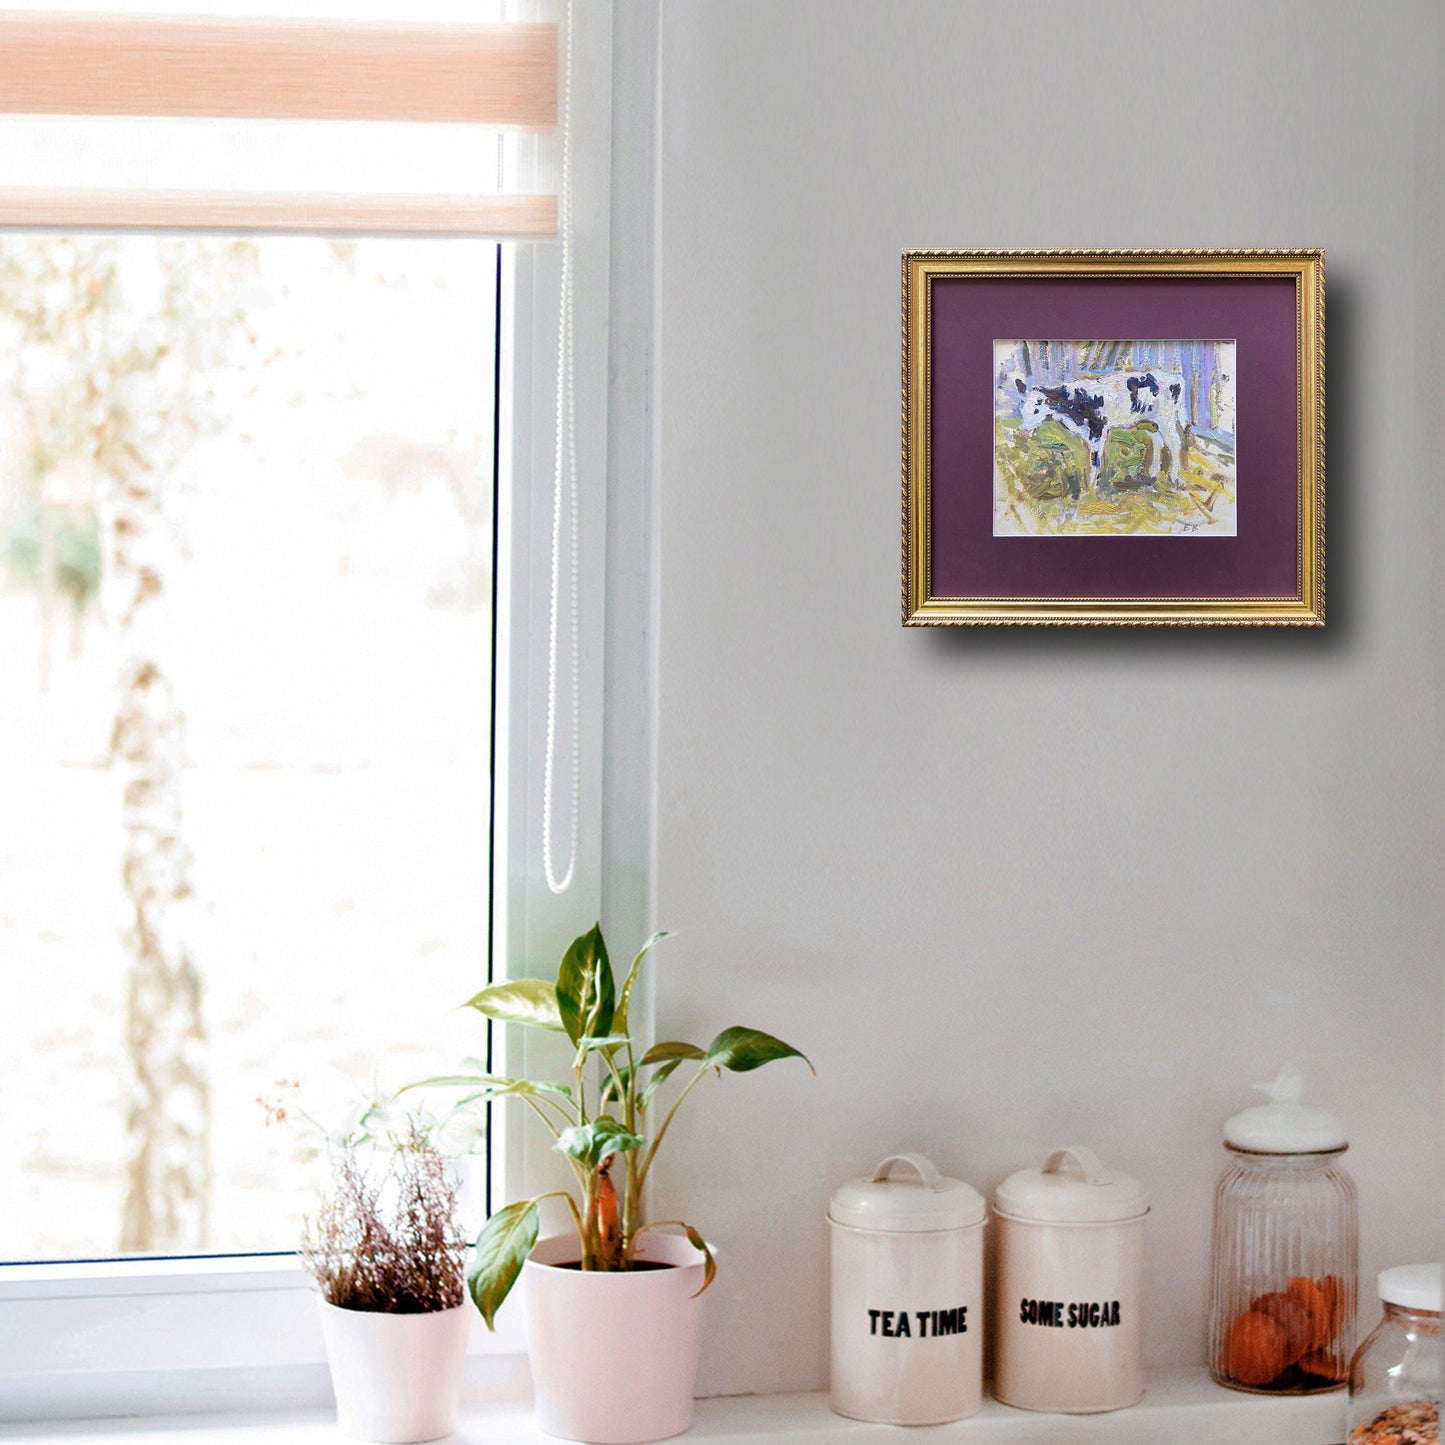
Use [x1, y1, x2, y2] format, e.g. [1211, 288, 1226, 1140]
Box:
[901, 249, 1324, 625]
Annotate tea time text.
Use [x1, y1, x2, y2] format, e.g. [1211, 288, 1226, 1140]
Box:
[866, 1307, 969, 1338]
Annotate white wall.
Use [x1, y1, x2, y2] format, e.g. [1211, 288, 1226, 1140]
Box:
[614, 0, 1444, 1398]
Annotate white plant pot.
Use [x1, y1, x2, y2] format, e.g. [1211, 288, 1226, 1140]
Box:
[523, 1233, 712, 1444]
[318, 1299, 471, 1443]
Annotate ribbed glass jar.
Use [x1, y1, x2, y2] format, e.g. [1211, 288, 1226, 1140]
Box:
[1347, 1271, 1441, 1445]
[1207, 1146, 1358, 1394]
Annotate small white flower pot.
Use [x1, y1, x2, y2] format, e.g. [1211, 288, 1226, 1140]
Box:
[318, 1299, 471, 1443]
[523, 1233, 712, 1444]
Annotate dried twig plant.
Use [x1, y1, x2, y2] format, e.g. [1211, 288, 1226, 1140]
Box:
[301, 1122, 466, 1314]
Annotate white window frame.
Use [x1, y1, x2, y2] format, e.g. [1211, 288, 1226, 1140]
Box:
[0, 1, 615, 1421]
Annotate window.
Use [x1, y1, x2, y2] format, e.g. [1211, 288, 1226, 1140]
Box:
[0, 0, 614, 1419]
[1, 231, 499, 1263]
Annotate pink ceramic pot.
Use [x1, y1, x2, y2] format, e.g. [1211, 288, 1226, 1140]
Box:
[523, 1233, 712, 1443]
[318, 1299, 471, 1443]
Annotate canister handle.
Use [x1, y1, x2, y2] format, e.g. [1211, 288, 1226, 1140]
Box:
[870, 1153, 945, 1191]
[1042, 1146, 1109, 1184]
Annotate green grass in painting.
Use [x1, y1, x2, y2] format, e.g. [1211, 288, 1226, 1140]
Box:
[994, 417, 1236, 537]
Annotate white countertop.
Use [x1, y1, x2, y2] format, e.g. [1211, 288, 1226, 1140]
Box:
[0, 1369, 1347, 1444]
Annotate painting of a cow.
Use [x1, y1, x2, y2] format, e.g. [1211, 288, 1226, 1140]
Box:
[1014, 369, 1188, 494]
[994, 339, 1237, 538]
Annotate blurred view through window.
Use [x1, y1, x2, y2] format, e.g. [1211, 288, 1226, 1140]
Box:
[0, 234, 498, 1260]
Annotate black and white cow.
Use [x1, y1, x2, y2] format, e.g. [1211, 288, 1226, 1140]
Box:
[1012, 370, 1188, 495]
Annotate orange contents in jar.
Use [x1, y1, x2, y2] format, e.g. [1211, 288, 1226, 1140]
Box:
[1217, 1275, 1348, 1389]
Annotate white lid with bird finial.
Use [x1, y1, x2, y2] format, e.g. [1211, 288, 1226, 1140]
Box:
[1223, 1067, 1347, 1154]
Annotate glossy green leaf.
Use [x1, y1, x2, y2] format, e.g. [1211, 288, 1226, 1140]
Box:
[402, 1072, 509, 1092]
[402, 1073, 573, 1104]
[635, 1221, 717, 1298]
[612, 930, 672, 1038]
[555, 925, 614, 1046]
[681, 1223, 717, 1297]
[639, 1056, 684, 1109]
[461, 979, 566, 1032]
[639, 1040, 705, 1067]
[579, 1035, 630, 1054]
[555, 1116, 644, 1169]
[468, 1199, 539, 1330]
[702, 1026, 814, 1075]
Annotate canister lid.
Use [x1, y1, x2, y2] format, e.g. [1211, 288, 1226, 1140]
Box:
[828, 1153, 986, 1232]
[994, 1146, 1148, 1224]
[1378, 1264, 1442, 1313]
[1223, 1068, 1347, 1154]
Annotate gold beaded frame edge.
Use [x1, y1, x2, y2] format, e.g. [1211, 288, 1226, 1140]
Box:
[900, 249, 1325, 627]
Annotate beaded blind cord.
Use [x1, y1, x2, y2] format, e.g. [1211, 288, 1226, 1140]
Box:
[542, 0, 579, 896]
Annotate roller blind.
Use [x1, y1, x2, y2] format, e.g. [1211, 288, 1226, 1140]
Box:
[0, 7, 559, 236]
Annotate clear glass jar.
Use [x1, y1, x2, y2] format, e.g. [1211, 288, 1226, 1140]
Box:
[1347, 1265, 1441, 1445]
[1208, 1145, 1358, 1393]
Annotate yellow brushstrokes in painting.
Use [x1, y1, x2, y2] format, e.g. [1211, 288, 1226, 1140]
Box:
[1178, 434, 1236, 518]
[995, 419, 1236, 537]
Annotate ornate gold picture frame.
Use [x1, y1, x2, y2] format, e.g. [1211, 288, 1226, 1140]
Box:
[901, 249, 1324, 626]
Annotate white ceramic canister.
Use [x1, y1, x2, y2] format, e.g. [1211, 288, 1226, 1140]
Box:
[828, 1153, 986, 1424]
[993, 1146, 1148, 1414]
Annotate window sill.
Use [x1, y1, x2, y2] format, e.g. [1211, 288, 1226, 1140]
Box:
[0, 1368, 1346, 1444]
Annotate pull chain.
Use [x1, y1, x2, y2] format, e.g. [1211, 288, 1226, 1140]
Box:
[542, 0, 578, 896]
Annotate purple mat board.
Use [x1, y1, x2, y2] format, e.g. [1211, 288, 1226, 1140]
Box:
[928, 275, 1300, 600]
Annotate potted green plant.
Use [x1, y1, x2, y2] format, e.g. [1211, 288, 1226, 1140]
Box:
[408, 924, 811, 1444]
[299, 1119, 472, 1444]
